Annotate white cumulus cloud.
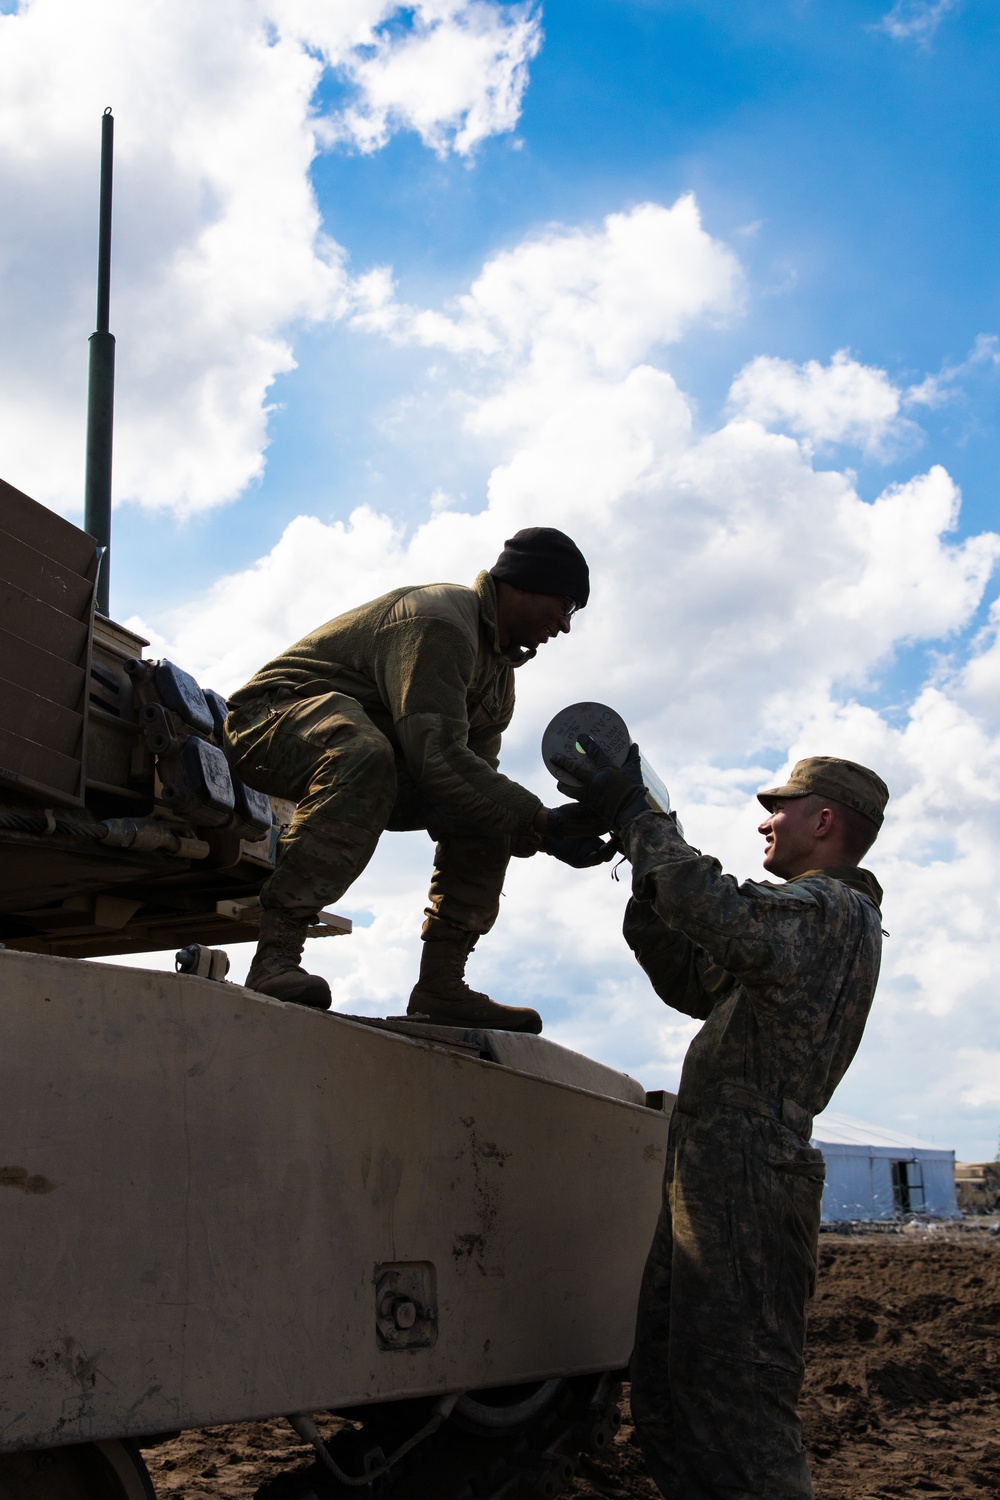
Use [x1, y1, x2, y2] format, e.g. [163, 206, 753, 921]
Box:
[319, 1, 542, 157]
[727, 348, 910, 455]
[353, 196, 742, 373]
[0, 0, 538, 518]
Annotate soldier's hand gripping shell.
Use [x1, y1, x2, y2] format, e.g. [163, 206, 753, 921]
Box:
[551, 736, 651, 833]
[541, 832, 621, 868]
[546, 801, 614, 839]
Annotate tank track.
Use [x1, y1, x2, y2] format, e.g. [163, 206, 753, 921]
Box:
[267, 1374, 623, 1500]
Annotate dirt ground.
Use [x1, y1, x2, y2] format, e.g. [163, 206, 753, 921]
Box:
[142, 1225, 1000, 1500]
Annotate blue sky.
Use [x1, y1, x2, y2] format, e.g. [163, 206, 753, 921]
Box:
[2, 0, 999, 1157]
[108, 0, 1000, 618]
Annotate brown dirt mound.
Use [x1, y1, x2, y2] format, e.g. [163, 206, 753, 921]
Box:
[797, 1229, 1000, 1499]
[142, 1228, 1000, 1500]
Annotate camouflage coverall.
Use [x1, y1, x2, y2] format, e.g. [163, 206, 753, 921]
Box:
[224, 572, 542, 943]
[620, 811, 884, 1500]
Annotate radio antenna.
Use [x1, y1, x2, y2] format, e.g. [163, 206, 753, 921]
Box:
[83, 107, 115, 616]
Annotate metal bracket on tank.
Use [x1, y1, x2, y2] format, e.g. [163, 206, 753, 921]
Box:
[213, 896, 352, 939]
[175, 944, 230, 981]
[375, 1261, 438, 1350]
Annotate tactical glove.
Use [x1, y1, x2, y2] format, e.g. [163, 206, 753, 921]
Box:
[546, 801, 613, 839]
[541, 832, 620, 868]
[552, 736, 650, 832]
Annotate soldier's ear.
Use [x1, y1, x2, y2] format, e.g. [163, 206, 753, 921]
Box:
[815, 805, 837, 839]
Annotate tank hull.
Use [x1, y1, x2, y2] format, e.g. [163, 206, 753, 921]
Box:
[0, 950, 670, 1452]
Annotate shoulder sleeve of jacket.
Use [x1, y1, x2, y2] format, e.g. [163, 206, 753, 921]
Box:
[622, 811, 822, 986]
[374, 601, 540, 834]
[622, 897, 736, 1019]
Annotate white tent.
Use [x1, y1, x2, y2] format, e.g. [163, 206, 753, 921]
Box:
[810, 1111, 960, 1222]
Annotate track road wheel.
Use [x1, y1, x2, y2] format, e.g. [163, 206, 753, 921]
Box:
[0, 1443, 155, 1500]
[292, 1372, 623, 1500]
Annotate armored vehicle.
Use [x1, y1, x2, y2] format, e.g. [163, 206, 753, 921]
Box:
[0, 479, 673, 1500]
[0, 113, 672, 1498]
[954, 1162, 1000, 1215]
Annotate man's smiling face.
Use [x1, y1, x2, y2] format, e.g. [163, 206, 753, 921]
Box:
[499, 587, 577, 651]
[758, 795, 826, 880]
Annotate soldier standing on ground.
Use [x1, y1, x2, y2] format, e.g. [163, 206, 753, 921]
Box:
[223, 528, 613, 1028]
[552, 746, 888, 1499]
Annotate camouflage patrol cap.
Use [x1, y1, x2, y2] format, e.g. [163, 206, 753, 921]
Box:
[757, 756, 889, 829]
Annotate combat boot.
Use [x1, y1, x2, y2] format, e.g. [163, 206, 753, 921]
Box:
[245, 909, 331, 1010]
[407, 930, 542, 1034]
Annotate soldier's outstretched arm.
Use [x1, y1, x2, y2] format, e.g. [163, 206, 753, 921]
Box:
[622, 895, 735, 1018]
[622, 810, 818, 985]
[554, 734, 826, 986]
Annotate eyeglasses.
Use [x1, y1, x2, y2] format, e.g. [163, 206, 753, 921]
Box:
[560, 598, 581, 618]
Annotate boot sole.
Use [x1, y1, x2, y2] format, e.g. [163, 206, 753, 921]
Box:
[405, 1006, 542, 1035]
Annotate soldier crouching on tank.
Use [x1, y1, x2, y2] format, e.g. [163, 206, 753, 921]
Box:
[222, 528, 615, 1029]
[551, 745, 889, 1499]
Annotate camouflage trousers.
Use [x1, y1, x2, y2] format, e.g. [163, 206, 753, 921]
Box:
[223, 691, 511, 939]
[631, 1096, 825, 1500]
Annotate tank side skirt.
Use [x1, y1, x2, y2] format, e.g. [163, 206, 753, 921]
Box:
[0, 950, 669, 1453]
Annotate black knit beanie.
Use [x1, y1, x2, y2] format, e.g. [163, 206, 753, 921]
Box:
[489, 527, 590, 608]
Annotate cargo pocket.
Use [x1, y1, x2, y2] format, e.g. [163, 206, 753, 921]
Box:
[671, 1161, 744, 1305]
[769, 1143, 824, 1304]
[223, 699, 289, 791]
